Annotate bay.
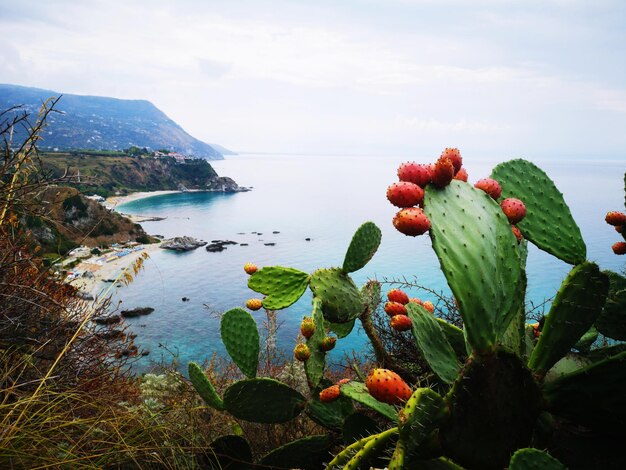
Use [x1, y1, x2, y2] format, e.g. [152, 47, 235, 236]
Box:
[112, 154, 625, 372]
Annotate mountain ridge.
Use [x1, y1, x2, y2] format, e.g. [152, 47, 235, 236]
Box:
[0, 83, 223, 160]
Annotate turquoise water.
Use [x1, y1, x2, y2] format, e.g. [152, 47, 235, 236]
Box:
[112, 154, 625, 372]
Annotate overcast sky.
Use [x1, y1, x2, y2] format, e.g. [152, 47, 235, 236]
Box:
[1, 0, 625, 158]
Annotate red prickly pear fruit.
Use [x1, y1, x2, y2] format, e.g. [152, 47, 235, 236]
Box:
[474, 178, 502, 200]
[511, 225, 523, 242]
[501, 198, 527, 224]
[319, 384, 341, 402]
[390, 315, 412, 332]
[615, 225, 623, 234]
[319, 336, 337, 352]
[365, 368, 412, 405]
[453, 167, 468, 182]
[387, 288, 410, 305]
[441, 147, 462, 174]
[612, 242, 626, 255]
[432, 156, 455, 188]
[606, 211, 626, 226]
[338, 378, 351, 385]
[300, 317, 315, 339]
[422, 301, 434, 313]
[386, 181, 424, 208]
[393, 207, 431, 236]
[243, 263, 258, 275]
[408, 298, 422, 305]
[246, 298, 263, 311]
[397, 162, 432, 187]
[294, 343, 311, 362]
[384, 301, 407, 317]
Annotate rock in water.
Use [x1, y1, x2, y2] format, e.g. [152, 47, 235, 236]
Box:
[205, 176, 250, 193]
[160, 236, 207, 251]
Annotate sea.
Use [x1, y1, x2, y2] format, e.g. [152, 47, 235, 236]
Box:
[111, 154, 625, 373]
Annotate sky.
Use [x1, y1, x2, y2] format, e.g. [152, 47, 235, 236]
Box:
[1, 0, 625, 158]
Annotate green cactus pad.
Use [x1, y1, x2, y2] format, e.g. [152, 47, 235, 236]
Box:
[220, 308, 259, 378]
[508, 448, 566, 470]
[223, 378, 306, 423]
[500, 270, 528, 357]
[304, 298, 327, 388]
[528, 262, 608, 377]
[544, 353, 591, 382]
[543, 351, 626, 429]
[396, 388, 446, 465]
[327, 318, 356, 338]
[342, 221, 382, 273]
[188, 362, 224, 410]
[361, 279, 382, 312]
[441, 350, 541, 470]
[247, 266, 310, 310]
[491, 159, 586, 264]
[424, 180, 522, 352]
[306, 382, 353, 430]
[206, 435, 252, 470]
[407, 303, 461, 384]
[325, 432, 381, 470]
[342, 412, 380, 444]
[595, 271, 626, 340]
[435, 318, 468, 359]
[260, 435, 332, 470]
[310, 268, 363, 323]
[340, 381, 397, 421]
[573, 326, 598, 353]
[586, 343, 626, 362]
[343, 427, 399, 470]
[405, 458, 465, 470]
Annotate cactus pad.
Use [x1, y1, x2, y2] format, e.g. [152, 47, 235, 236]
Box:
[407, 303, 461, 384]
[310, 268, 363, 323]
[188, 362, 224, 410]
[342, 221, 382, 273]
[304, 298, 327, 388]
[327, 319, 356, 338]
[342, 427, 399, 470]
[595, 270, 626, 340]
[223, 378, 306, 423]
[435, 318, 468, 359]
[260, 435, 332, 470]
[248, 266, 310, 310]
[543, 350, 626, 429]
[528, 262, 608, 377]
[342, 412, 380, 444]
[491, 159, 586, 264]
[306, 393, 353, 430]
[220, 308, 259, 378]
[508, 448, 566, 470]
[340, 381, 398, 421]
[424, 180, 522, 352]
[206, 435, 252, 470]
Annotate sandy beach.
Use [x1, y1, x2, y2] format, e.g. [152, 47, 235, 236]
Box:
[104, 190, 182, 210]
[68, 242, 163, 298]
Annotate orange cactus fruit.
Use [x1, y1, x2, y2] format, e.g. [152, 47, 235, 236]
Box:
[319, 384, 341, 403]
[293, 343, 311, 362]
[243, 263, 258, 275]
[245, 298, 263, 311]
[384, 301, 407, 317]
[422, 301, 435, 313]
[387, 288, 410, 305]
[365, 368, 412, 405]
[390, 315, 412, 332]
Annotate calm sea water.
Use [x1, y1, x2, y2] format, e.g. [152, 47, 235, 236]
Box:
[112, 154, 625, 373]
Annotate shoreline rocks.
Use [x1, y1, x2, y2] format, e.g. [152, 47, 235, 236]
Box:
[161, 236, 207, 251]
[121, 307, 155, 318]
[205, 176, 251, 193]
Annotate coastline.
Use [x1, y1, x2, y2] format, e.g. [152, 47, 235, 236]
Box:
[104, 190, 183, 210]
[69, 242, 162, 297]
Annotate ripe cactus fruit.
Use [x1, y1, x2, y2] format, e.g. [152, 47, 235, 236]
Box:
[606, 211, 626, 226]
[390, 315, 412, 331]
[243, 262, 258, 275]
[501, 197, 527, 224]
[245, 298, 263, 311]
[384, 301, 407, 317]
[365, 368, 412, 405]
[453, 167, 468, 182]
[613, 241, 626, 255]
[511, 225, 523, 242]
[387, 288, 409, 305]
[474, 178, 502, 200]
[392, 207, 431, 236]
[422, 300, 435, 313]
[397, 162, 432, 187]
[408, 297, 422, 305]
[319, 384, 341, 403]
[432, 156, 455, 188]
[441, 147, 462, 173]
[300, 316, 315, 339]
[386, 182, 424, 208]
[319, 336, 337, 352]
[293, 344, 311, 361]
[338, 378, 351, 385]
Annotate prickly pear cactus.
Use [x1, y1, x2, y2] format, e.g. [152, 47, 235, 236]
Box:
[248, 266, 310, 310]
[220, 308, 259, 378]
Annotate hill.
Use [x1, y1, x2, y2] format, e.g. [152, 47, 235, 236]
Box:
[0, 84, 223, 160]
